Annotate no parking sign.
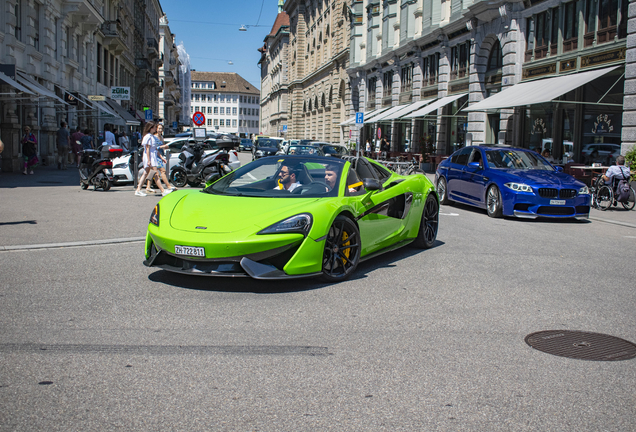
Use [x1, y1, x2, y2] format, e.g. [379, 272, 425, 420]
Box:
[192, 111, 206, 126]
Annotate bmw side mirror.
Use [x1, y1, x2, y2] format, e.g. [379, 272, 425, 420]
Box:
[468, 162, 481, 168]
[363, 178, 382, 191]
[555, 166, 563, 172]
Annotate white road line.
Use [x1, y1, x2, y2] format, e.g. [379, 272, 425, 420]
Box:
[0, 237, 145, 252]
[439, 212, 459, 216]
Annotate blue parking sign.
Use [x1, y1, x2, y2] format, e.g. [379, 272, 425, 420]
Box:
[145, 109, 153, 121]
[355, 112, 364, 124]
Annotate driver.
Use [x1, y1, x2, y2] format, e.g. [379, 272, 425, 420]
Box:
[274, 162, 302, 192]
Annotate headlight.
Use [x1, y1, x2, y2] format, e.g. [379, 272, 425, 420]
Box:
[113, 162, 128, 169]
[504, 182, 534, 193]
[258, 213, 313, 236]
[578, 186, 590, 195]
[255, 150, 264, 157]
[149, 204, 159, 227]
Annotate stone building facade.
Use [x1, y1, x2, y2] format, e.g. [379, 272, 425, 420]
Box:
[158, 15, 182, 133]
[346, 0, 633, 163]
[0, 0, 167, 172]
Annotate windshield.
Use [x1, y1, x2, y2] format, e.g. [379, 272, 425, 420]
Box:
[321, 145, 347, 155]
[256, 138, 282, 148]
[485, 149, 554, 170]
[288, 145, 320, 155]
[204, 156, 346, 198]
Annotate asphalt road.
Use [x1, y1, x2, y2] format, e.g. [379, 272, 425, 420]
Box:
[1, 153, 635, 431]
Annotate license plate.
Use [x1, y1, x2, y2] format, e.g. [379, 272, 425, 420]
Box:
[550, 199, 566, 205]
[175, 245, 205, 257]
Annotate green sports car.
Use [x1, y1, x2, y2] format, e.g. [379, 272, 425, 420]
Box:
[144, 155, 439, 281]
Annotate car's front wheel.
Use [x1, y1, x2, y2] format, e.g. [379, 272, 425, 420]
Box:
[436, 176, 449, 205]
[321, 216, 360, 282]
[486, 185, 503, 218]
[412, 193, 439, 249]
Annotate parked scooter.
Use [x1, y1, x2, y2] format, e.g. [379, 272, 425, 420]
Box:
[169, 137, 235, 188]
[79, 144, 123, 191]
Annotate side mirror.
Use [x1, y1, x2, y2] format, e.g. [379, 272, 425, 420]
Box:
[363, 178, 382, 191]
[468, 161, 481, 169]
[555, 166, 564, 172]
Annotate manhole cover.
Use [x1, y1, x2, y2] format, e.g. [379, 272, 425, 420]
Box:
[525, 330, 636, 361]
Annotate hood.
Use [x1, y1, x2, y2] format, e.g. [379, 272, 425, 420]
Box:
[500, 169, 585, 188]
[169, 193, 320, 233]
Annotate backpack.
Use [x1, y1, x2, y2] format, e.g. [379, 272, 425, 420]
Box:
[616, 169, 631, 203]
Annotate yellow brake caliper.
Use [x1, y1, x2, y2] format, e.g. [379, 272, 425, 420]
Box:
[341, 231, 350, 264]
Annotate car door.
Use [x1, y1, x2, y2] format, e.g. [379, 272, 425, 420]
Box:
[460, 148, 488, 206]
[352, 160, 410, 254]
[447, 147, 472, 203]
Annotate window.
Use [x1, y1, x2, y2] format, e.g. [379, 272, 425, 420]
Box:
[487, 40, 503, 72]
[220, 119, 225, 126]
[214, 119, 219, 126]
[382, 71, 393, 98]
[367, 77, 377, 107]
[232, 119, 237, 127]
[564, 1, 579, 52]
[207, 107, 212, 114]
[220, 95, 225, 102]
[450, 42, 470, 80]
[194, 94, 200, 101]
[103, 47, 108, 84]
[207, 119, 212, 126]
[195, 83, 200, 88]
[33, 2, 40, 50]
[401, 65, 413, 93]
[220, 107, 225, 115]
[214, 107, 218, 114]
[194, 106, 199, 112]
[232, 107, 237, 115]
[423, 54, 439, 86]
[97, 43, 102, 84]
[109, 53, 115, 86]
[14, 0, 22, 41]
[550, 7, 560, 54]
[226, 118, 230, 126]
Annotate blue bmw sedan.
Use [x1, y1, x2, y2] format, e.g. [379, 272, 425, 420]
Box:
[435, 145, 591, 219]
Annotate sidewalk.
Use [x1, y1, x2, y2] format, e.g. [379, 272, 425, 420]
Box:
[422, 173, 636, 229]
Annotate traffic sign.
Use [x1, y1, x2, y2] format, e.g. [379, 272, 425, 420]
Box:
[192, 111, 205, 126]
[283, 125, 288, 132]
[377, 127, 382, 139]
[355, 112, 364, 125]
[145, 109, 153, 121]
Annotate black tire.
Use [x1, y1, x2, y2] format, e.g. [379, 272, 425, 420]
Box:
[321, 216, 361, 282]
[621, 186, 636, 210]
[80, 182, 88, 190]
[486, 185, 503, 218]
[596, 185, 612, 211]
[170, 168, 188, 188]
[101, 179, 111, 191]
[412, 193, 439, 249]
[436, 177, 449, 205]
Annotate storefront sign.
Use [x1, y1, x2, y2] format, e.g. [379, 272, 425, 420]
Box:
[560, 58, 577, 72]
[581, 48, 626, 69]
[110, 86, 130, 100]
[592, 114, 614, 134]
[531, 118, 548, 135]
[522, 63, 557, 79]
[64, 92, 78, 105]
[88, 95, 105, 101]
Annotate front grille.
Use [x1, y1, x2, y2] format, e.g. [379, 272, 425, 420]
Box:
[538, 188, 558, 198]
[514, 203, 532, 211]
[559, 189, 577, 199]
[537, 206, 575, 215]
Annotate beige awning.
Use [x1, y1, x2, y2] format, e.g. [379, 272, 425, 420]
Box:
[464, 66, 620, 111]
[104, 99, 141, 126]
[381, 98, 437, 121]
[15, 71, 67, 105]
[368, 104, 412, 123]
[404, 93, 467, 118]
[363, 106, 392, 123]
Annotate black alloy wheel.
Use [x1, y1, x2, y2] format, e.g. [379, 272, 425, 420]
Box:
[486, 185, 503, 218]
[436, 177, 449, 205]
[321, 216, 361, 282]
[412, 193, 439, 249]
[170, 168, 188, 188]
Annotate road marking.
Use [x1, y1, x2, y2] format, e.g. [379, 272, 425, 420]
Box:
[439, 212, 459, 216]
[624, 236, 636, 239]
[0, 237, 145, 252]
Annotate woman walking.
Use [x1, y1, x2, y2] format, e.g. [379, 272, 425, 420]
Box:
[21, 126, 38, 175]
[134, 121, 171, 197]
[147, 123, 176, 193]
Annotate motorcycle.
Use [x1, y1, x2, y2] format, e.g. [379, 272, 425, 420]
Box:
[79, 144, 123, 191]
[169, 137, 235, 188]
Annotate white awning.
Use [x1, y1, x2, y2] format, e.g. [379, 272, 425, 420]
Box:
[92, 100, 120, 119]
[15, 71, 67, 105]
[104, 99, 141, 126]
[339, 107, 391, 126]
[363, 106, 392, 123]
[0, 72, 35, 94]
[464, 66, 620, 111]
[368, 104, 412, 123]
[340, 116, 356, 126]
[382, 98, 437, 121]
[404, 93, 468, 118]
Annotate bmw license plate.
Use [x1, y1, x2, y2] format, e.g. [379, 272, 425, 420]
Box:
[550, 199, 566, 205]
[175, 245, 205, 257]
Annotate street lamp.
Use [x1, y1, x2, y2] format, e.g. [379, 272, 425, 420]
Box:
[239, 25, 247, 31]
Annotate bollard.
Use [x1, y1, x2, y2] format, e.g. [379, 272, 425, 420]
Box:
[133, 150, 139, 189]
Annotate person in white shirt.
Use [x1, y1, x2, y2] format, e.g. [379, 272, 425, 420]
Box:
[104, 124, 116, 146]
[273, 163, 302, 192]
[118, 132, 130, 152]
[602, 155, 631, 185]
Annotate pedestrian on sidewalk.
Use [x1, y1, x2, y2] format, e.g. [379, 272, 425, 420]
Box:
[80, 129, 94, 150]
[134, 121, 170, 197]
[147, 123, 176, 193]
[21, 126, 38, 175]
[70, 126, 84, 167]
[56, 121, 70, 170]
[104, 124, 116, 147]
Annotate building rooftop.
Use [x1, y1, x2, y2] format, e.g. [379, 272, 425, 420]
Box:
[190, 72, 260, 94]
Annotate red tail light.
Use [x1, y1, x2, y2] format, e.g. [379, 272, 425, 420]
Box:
[99, 161, 113, 167]
[232, 151, 238, 157]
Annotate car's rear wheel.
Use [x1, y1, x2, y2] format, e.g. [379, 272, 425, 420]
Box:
[486, 185, 503, 218]
[436, 177, 449, 205]
[321, 216, 360, 282]
[412, 193, 439, 249]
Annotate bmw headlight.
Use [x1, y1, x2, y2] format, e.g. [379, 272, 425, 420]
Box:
[149, 204, 159, 227]
[258, 213, 313, 236]
[255, 150, 264, 157]
[578, 186, 590, 195]
[113, 162, 128, 169]
[504, 182, 534, 193]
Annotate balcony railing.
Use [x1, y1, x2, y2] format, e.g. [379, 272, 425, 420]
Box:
[146, 38, 159, 57]
[382, 95, 392, 107]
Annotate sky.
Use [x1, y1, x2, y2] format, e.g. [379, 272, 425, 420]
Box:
[160, 0, 281, 90]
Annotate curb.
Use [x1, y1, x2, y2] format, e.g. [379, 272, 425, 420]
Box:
[0, 237, 145, 252]
[589, 216, 636, 229]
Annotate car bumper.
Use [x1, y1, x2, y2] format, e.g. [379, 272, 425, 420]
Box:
[504, 192, 591, 219]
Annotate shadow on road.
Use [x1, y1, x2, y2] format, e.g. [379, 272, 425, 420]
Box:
[444, 201, 592, 224]
[148, 240, 445, 293]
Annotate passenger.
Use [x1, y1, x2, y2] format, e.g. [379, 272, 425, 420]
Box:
[325, 164, 359, 193]
[542, 149, 554, 163]
[274, 163, 302, 192]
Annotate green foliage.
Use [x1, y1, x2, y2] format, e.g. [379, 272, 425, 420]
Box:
[625, 147, 636, 181]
